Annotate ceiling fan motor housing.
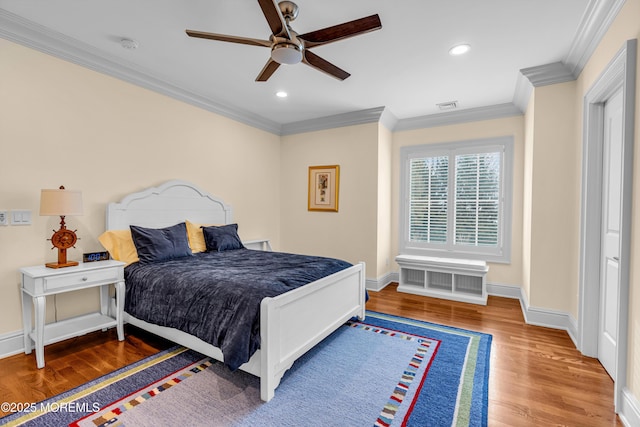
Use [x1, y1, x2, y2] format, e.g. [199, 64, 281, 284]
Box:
[271, 43, 303, 64]
[270, 31, 304, 64]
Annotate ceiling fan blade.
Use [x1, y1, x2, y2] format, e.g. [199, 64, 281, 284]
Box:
[256, 58, 281, 82]
[257, 0, 290, 38]
[186, 30, 271, 47]
[298, 14, 382, 48]
[303, 50, 350, 80]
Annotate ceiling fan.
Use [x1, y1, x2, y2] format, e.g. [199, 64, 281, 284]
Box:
[185, 0, 382, 82]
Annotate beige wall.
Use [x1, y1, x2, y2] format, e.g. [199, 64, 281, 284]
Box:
[279, 123, 380, 273]
[376, 123, 393, 279]
[522, 94, 535, 303]
[573, 0, 640, 401]
[391, 116, 525, 288]
[0, 39, 281, 333]
[526, 82, 579, 313]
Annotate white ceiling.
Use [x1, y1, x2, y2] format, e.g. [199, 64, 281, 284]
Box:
[1, 0, 605, 133]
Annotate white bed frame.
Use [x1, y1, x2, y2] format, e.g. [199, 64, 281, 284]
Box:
[106, 180, 366, 401]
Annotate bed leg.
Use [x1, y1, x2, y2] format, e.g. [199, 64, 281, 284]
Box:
[359, 261, 366, 320]
[260, 381, 275, 402]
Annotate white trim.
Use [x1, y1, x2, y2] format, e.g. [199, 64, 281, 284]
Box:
[394, 104, 521, 132]
[486, 282, 521, 300]
[379, 108, 399, 132]
[366, 272, 398, 292]
[520, 62, 576, 87]
[512, 73, 534, 113]
[619, 387, 640, 427]
[522, 299, 579, 348]
[513, 0, 624, 115]
[564, 0, 627, 77]
[281, 107, 385, 135]
[578, 39, 636, 412]
[0, 330, 25, 359]
[487, 282, 578, 347]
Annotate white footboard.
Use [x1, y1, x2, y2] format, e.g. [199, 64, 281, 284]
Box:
[259, 261, 366, 401]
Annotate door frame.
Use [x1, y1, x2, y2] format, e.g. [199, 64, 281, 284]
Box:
[578, 39, 636, 410]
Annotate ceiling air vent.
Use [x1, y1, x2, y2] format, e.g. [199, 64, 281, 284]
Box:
[437, 101, 458, 111]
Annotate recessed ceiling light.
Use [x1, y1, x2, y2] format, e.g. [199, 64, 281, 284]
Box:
[276, 91, 288, 98]
[449, 44, 470, 56]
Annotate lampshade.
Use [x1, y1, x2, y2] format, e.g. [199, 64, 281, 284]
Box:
[39, 187, 83, 216]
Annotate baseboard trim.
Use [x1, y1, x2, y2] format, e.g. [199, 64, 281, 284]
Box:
[488, 282, 579, 347]
[379, 278, 579, 344]
[619, 387, 640, 427]
[366, 272, 398, 292]
[0, 330, 25, 360]
[486, 282, 522, 299]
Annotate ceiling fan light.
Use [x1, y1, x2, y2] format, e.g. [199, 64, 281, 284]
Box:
[271, 44, 303, 65]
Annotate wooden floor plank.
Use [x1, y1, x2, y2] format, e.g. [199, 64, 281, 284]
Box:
[0, 283, 623, 425]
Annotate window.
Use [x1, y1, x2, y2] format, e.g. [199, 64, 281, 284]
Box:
[400, 137, 513, 263]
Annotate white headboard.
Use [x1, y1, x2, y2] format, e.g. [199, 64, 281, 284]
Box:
[106, 180, 233, 230]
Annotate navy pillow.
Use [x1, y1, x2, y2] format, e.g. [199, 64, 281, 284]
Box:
[202, 224, 245, 252]
[130, 222, 192, 264]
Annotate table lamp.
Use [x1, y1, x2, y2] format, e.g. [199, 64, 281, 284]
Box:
[39, 186, 83, 268]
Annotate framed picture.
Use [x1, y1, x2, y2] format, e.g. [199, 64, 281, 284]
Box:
[308, 165, 340, 212]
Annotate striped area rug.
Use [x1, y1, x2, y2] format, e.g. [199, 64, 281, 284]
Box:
[1, 311, 491, 427]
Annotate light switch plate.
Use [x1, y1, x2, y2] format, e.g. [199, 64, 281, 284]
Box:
[11, 210, 32, 225]
[0, 211, 7, 226]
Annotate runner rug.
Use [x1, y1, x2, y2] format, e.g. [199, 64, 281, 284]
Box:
[2, 311, 491, 427]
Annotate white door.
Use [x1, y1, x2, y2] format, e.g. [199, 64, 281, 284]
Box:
[598, 87, 624, 379]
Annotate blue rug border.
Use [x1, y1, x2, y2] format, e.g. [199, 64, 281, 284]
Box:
[364, 310, 492, 427]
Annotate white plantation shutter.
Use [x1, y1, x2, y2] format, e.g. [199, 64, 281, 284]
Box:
[409, 156, 448, 243]
[401, 137, 512, 263]
[454, 151, 500, 247]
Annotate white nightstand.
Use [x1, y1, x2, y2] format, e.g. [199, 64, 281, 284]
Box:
[20, 260, 126, 368]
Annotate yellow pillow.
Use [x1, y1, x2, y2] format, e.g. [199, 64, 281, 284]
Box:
[185, 220, 219, 253]
[98, 229, 139, 265]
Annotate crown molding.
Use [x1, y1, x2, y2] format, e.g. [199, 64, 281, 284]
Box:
[512, 62, 575, 114]
[394, 103, 522, 132]
[281, 106, 386, 136]
[0, 9, 282, 135]
[520, 62, 576, 87]
[564, 0, 627, 77]
[513, 0, 624, 115]
[1, 0, 624, 135]
[379, 108, 399, 132]
[512, 72, 534, 113]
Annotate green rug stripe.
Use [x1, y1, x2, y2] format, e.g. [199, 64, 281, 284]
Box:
[367, 310, 487, 426]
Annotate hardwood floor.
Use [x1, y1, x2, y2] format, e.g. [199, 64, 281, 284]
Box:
[0, 283, 622, 426]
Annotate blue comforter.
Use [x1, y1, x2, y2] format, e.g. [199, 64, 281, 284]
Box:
[124, 249, 352, 370]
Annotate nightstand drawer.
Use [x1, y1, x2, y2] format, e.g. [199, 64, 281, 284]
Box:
[43, 268, 119, 292]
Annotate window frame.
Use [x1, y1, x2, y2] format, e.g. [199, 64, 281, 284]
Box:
[399, 136, 513, 263]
